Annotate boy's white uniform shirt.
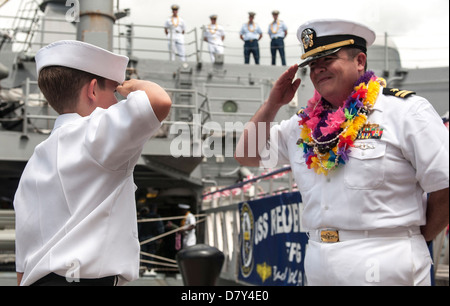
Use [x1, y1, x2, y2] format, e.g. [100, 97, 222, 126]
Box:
[261, 91, 449, 285]
[14, 91, 161, 286]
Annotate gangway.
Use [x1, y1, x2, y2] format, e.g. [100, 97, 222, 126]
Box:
[201, 166, 309, 286]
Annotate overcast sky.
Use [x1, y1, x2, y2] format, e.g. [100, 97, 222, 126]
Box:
[1, 0, 449, 68]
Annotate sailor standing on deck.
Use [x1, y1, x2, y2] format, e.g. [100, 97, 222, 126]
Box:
[268, 10, 288, 66]
[164, 4, 186, 62]
[240, 12, 263, 65]
[203, 14, 225, 63]
[14, 40, 172, 286]
[235, 19, 449, 285]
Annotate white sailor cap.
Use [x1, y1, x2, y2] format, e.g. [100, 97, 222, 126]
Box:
[297, 19, 376, 68]
[178, 204, 190, 209]
[35, 40, 129, 84]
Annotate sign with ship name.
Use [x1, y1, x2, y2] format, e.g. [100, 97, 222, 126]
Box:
[238, 192, 308, 286]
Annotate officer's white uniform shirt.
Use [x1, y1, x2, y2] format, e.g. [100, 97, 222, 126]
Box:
[204, 24, 225, 62]
[14, 91, 162, 286]
[164, 16, 186, 41]
[262, 91, 449, 231]
[268, 20, 287, 39]
[164, 16, 186, 61]
[240, 23, 262, 41]
[204, 24, 225, 46]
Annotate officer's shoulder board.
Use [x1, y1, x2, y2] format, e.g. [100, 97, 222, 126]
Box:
[383, 87, 416, 99]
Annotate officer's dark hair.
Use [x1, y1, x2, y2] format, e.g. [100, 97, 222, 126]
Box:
[38, 66, 106, 114]
[343, 46, 368, 72]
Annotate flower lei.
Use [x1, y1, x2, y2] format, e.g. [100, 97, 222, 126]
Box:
[297, 71, 384, 176]
[270, 20, 280, 34]
[208, 24, 218, 34]
[171, 16, 179, 27]
[247, 22, 256, 32]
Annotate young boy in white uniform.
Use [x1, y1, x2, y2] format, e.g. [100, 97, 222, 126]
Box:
[14, 40, 172, 286]
[164, 5, 186, 62]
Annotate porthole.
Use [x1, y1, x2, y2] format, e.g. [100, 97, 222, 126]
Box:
[223, 100, 238, 113]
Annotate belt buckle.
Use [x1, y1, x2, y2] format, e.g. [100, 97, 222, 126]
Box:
[320, 229, 339, 243]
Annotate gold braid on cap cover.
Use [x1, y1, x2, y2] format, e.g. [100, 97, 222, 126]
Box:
[301, 39, 355, 60]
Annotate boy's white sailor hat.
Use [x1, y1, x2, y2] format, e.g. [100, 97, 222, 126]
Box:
[35, 40, 129, 84]
[297, 19, 376, 68]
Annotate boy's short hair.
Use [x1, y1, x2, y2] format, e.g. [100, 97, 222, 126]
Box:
[38, 66, 105, 114]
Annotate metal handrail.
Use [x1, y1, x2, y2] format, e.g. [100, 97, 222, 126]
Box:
[0, 210, 14, 229]
[202, 166, 293, 199]
[17, 78, 211, 137]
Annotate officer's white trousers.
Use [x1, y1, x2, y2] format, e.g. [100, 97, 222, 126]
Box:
[305, 231, 432, 286]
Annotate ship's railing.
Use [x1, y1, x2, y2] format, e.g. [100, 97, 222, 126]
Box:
[6, 78, 211, 138]
[0, 210, 15, 252]
[202, 166, 294, 208]
[1, 12, 300, 66]
[137, 212, 206, 273]
[115, 23, 201, 63]
[0, 209, 14, 230]
[0, 14, 202, 63]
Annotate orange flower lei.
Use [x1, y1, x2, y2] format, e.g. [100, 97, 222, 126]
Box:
[270, 20, 280, 34]
[171, 16, 179, 27]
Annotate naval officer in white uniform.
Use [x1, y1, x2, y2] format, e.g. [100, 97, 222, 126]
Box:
[164, 4, 187, 62]
[14, 40, 172, 286]
[203, 15, 225, 63]
[235, 19, 449, 285]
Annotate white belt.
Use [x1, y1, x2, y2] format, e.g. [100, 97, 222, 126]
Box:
[308, 226, 421, 243]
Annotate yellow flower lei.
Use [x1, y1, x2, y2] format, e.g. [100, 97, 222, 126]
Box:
[171, 16, 179, 27]
[270, 20, 280, 34]
[208, 24, 218, 34]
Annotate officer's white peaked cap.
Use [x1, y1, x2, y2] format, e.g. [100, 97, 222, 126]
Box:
[297, 19, 376, 68]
